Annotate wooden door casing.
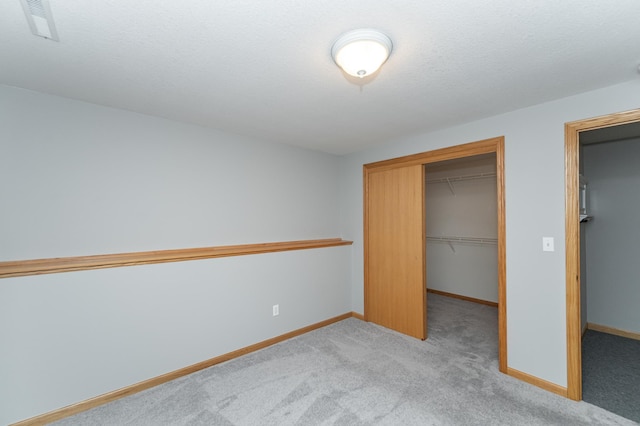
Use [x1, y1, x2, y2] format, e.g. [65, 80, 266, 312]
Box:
[364, 136, 506, 374]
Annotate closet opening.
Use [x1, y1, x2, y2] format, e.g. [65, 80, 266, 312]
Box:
[565, 108, 640, 406]
[364, 136, 506, 374]
[577, 122, 640, 422]
[425, 153, 499, 365]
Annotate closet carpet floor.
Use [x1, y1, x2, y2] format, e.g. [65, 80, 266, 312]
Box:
[582, 329, 640, 423]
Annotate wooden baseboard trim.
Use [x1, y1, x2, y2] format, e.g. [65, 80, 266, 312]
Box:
[0, 238, 353, 279]
[427, 288, 498, 307]
[11, 312, 360, 426]
[582, 322, 588, 338]
[352, 312, 365, 321]
[587, 322, 640, 341]
[507, 367, 568, 398]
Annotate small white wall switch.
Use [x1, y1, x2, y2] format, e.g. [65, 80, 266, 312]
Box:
[542, 237, 554, 252]
[272, 304, 279, 316]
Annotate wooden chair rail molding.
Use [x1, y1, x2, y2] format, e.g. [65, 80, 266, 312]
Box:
[0, 238, 353, 279]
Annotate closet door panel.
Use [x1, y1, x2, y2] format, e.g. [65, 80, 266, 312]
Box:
[365, 164, 426, 339]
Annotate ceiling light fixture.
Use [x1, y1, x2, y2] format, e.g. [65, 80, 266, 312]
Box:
[331, 29, 392, 79]
[19, 0, 59, 41]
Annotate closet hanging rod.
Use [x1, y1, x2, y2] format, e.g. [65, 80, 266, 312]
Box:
[426, 172, 496, 185]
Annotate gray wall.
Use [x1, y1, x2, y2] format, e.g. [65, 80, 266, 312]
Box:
[339, 79, 640, 388]
[425, 156, 498, 302]
[583, 137, 640, 333]
[0, 86, 342, 261]
[0, 85, 351, 425]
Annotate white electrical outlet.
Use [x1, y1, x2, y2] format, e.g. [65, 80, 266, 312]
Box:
[542, 237, 554, 252]
[272, 304, 279, 316]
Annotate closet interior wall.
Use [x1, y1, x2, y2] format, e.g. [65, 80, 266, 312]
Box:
[425, 154, 498, 303]
[582, 136, 640, 334]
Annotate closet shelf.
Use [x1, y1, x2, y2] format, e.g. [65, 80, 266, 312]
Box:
[580, 214, 593, 223]
[426, 172, 496, 195]
[426, 172, 496, 185]
[426, 236, 498, 253]
[427, 236, 497, 244]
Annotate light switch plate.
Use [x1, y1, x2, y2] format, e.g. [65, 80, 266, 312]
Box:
[542, 237, 554, 252]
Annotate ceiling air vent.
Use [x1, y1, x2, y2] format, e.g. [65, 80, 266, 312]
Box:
[19, 0, 59, 41]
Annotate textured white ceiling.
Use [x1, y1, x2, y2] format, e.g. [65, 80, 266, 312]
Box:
[1, 1, 639, 155]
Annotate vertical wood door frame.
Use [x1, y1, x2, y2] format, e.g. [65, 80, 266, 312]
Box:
[565, 108, 640, 401]
[364, 136, 507, 373]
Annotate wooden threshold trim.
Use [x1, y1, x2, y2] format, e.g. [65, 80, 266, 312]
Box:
[11, 312, 363, 426]
[587, 322, 640, 341]
[507, 368, 568, 398]
[427, 288, 498, 307]
[0, 238, 353, 279]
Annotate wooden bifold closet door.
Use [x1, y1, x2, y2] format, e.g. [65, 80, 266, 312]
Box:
[364, 164, 426, 340]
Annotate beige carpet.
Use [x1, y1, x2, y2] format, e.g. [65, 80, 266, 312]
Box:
[53, 294, 634, 425]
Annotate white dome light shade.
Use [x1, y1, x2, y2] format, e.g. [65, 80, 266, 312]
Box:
[331, 29, 393, 78]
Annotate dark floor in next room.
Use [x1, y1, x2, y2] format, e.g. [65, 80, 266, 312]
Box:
[582, 329, 640, 423]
